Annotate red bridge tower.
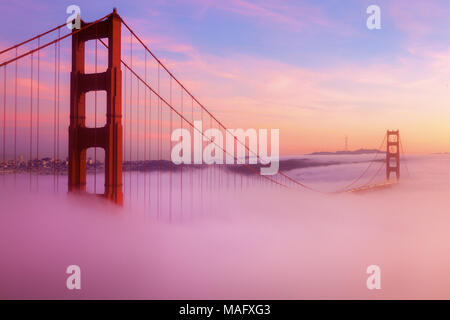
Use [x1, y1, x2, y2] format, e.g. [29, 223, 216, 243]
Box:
[68, 10, 123, 204]
[386, 130, 400, 181]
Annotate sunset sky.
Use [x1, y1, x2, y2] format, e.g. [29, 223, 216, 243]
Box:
[1, 0, 449, 154]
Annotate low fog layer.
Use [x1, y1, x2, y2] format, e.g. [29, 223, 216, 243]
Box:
[1, 154, 450, 299]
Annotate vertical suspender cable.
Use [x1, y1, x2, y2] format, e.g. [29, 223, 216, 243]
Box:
[191, 97, 194, 217]
[29, 52, 33, 190]
[94, 37, 98, 193]
[136, 81, 140, 201]
[148, 91, 153, 214]
[36, 38, 40, 189]
[169, 78, 172, 221]
[129, 32, 133, 199]
[144, 51, 147, 210]
[200, 106, 203, 216]
[180, 87, 183, 218]
[14, 48, 17, 185]
[2, 66, 5, 184]
[53, 42, 57, 191]
[56, 29, 61, 191]
[157, 64, 160, 218]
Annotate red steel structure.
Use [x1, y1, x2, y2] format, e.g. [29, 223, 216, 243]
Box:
[386, 130, 400, 181]
[68, 10, 123, 204]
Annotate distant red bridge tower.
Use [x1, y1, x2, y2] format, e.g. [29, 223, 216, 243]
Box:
[68, 10, 123, 204]
[386, 130, 400, 181]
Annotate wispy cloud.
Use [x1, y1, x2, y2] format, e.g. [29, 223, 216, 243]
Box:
[188, 0, 339, 32]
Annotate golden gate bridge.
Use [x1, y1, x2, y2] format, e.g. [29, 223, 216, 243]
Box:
[0, 9, 408, 212]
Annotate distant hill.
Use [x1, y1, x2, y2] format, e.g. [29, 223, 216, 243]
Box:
[308, 148, 384, 155]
